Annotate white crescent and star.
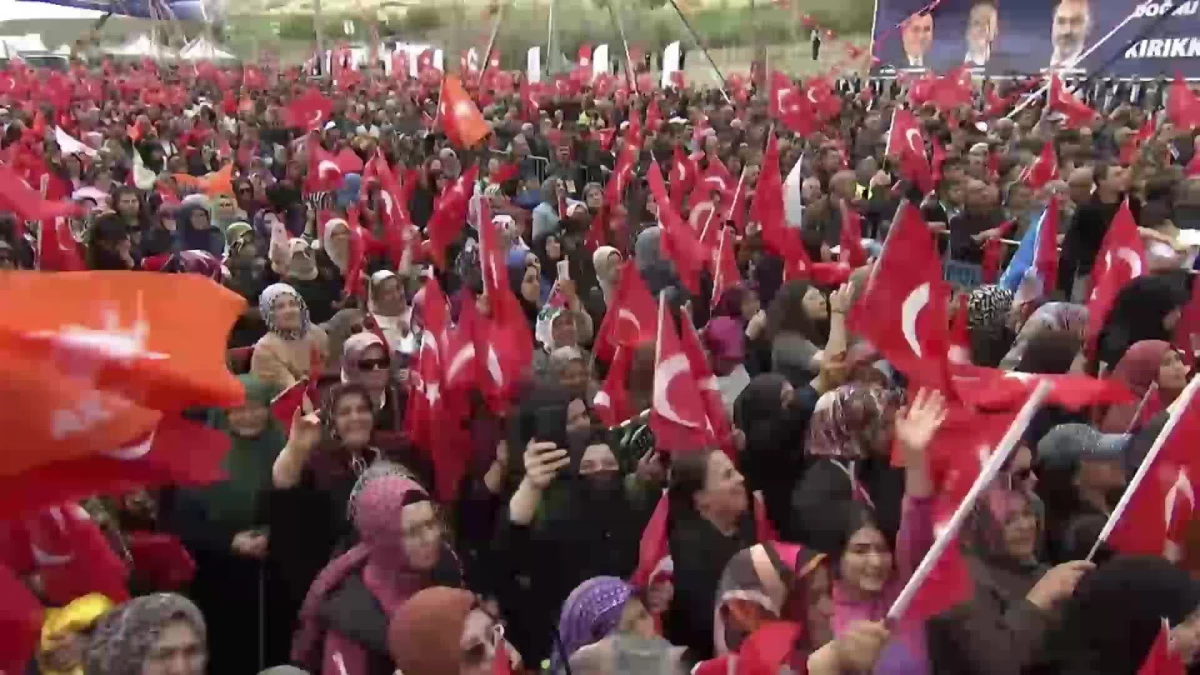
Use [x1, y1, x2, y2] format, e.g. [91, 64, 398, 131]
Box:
[901, 282, 930, 357]
[653, 353, 698, 427]
[318, 160, 341, 178]
[905, 128, 924, 155]
[103, 428, 157, 461]
[617, 308, 643, 338]
[1116, 247, 1143, 278]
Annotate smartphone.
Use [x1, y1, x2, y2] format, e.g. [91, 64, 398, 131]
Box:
[532, 403, 569, 450]
[556, 258, 570, 280]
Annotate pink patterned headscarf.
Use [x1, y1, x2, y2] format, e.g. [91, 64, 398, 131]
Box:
[290, 475, 439, 674]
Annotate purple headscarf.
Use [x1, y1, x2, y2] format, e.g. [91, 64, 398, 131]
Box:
[550, 576, 633, 672]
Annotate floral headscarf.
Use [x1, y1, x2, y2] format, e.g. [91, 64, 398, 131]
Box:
[258, 282, 310, 341]
[551, 577, 634, 673]
[967, 285, 1015, 336]
[340, 331, 386, 384]
[806, 384, 901, 460]
[1000, 302, 1088, 370]
[714, 543, 826, 655]
[85, 594, 205, 675]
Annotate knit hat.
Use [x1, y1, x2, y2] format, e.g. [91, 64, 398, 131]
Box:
[1035, 423, 1129, 473]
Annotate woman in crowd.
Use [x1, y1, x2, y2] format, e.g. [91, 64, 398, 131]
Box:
[291, 472, 460, 675]
[85, 594, 207, 675]
[251, 283, 331, 390]
[269, 384, 422, 651]
[164, 375, 285, 672]
[1099, 339, 1188, 433]
[388, 587, 524, 675]
[16, 56, 1200, 675]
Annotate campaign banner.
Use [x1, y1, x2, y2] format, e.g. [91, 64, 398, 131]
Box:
[16, 0, 220, 22]
[871, 0, 1200, 78]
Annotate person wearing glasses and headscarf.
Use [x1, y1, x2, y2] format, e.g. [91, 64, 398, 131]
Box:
[291, 472, 462, 675]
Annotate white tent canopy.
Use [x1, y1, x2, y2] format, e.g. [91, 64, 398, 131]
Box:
[179, 36, 235, 61]
[106, 33, 176, 59]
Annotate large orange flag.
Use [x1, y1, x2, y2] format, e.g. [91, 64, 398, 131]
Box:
[438, 74, 490, 148]
[0, 273, 247, 411]
[0, 357, 160, 481]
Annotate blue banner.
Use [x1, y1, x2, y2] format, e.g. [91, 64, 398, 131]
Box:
[16, 0, 217, 22]
[871, 0, 1200, 78]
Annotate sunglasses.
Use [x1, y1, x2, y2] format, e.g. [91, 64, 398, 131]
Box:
[358, 357, 391, 371]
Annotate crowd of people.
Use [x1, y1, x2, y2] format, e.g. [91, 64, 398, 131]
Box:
[4, 42, 1200, 675]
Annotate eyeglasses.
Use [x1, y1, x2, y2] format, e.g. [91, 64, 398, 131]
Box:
[358, 357, 391, 371]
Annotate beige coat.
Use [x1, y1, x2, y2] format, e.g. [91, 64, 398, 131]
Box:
[250, 326, 330, 390]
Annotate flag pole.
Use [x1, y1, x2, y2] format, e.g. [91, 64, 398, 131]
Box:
[887, 380, 1052, 620]
[663, 0, 731, 103]
[1086, 373, 1200, 561]
[1006, 5, 1147, 120]
[477, 0, 511, 88]
[606, 0, 636, 92]
[545, 0, 555, 79]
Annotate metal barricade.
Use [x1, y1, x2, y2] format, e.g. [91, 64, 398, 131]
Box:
[935, 229, 1022, 291]
[528, 155, 550, 184]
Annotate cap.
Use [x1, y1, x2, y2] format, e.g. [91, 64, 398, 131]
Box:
[1036, 423, 1129, 473]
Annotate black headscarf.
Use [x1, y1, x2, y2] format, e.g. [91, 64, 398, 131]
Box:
[733, 374, 814, 534]
[1093, 274, 1186, 373]
[1028, 556, 1200, 675]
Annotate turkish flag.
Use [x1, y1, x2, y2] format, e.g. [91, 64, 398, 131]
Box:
[127, 532, 196, 590]
[1085, 200, 1146, 357]
[1049, 74, 1097, 128]
[752, 131, 813, 278]
[0, 564, 42, 675]
[593, 262, 659, 363]
[980, 220, 1014, 284]
[928, 65, 974, 112]
[670, 145, 697, 208]
[679, 313, 736, 458]
[334, 147, 364, 174]
[1021, 142, 1059, 191]
[426, 166, 479, 269]
[363, 150, 416, 268]
[1138, 620, 1186, 675]
[1167, 73, 1200, 131]
[26, 503, 130, 606]
[594, 347, 633, 427]
[439, 74, 490, 148]
[1172, 272, 1200, 367]
[283, 88, 333, 131]
[270, 378, 313, 430]
[711, 227, 741, 310]
[848, 202, 953, 393]
[473, 210, 534, 412]
[839, 204, 868, 268]
[952, 365, 1132, 412]
[0, 415, 230, 519]
[1108, 385, 1200, 563]
[647, 162, 709, 295]
[404, 277, 449, 455]
[947, 293, 971, 365]
[304, 136, 344, 195]
[887, 108, 934, 194]
[37, 216, 85, 272]
[0, 163, 82, 224]
[649, 294, 709, 452]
